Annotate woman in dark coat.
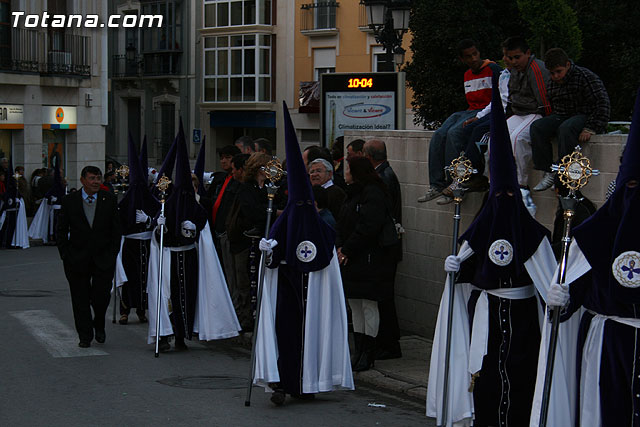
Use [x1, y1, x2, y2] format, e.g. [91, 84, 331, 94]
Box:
[337, 156, 397, 372]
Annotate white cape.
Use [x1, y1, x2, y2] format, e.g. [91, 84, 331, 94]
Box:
[28, 200, 51, 242]
[529, 238, 591, 427]
[146, 223, 240, 344]
[254, 250, 354, 394]
[427, 238, 554, 427]
[12, 198, 29, 249]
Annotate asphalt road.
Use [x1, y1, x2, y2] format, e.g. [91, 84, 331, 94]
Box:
[0, 245, 430, 426]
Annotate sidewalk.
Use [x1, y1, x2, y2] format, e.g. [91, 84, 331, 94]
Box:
[355, 335, 431, 402]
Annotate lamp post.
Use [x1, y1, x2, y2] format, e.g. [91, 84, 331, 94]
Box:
[362, 0, 412, 72]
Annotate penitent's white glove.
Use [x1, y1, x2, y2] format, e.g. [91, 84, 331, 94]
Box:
[547, 283, 570, 307]
[259, 238, 278, 256]
[135, 209, 149, 224]
[50, 196, 57, 203]
[156, 215, 166, 226]
[181, 220, 196, 238]
[444, 255, 461, 273]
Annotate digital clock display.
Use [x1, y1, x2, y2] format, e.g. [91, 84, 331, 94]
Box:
[347, 78, 373, 88]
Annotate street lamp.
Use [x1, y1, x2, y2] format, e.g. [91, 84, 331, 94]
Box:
[363, 0, 412, 71]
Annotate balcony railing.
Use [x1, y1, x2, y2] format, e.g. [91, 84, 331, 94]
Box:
[0, 28, 91, 76]
[112, 51, 182, 78]
[300, 2, 339, 33]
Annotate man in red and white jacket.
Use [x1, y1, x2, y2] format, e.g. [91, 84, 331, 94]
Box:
[419, 39, 502, 203]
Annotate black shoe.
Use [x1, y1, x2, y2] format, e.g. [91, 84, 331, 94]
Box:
[119, 314, 128, 325]
[78, 340, 91, 348]
[270, 389, 286, 406]
[291, 392, 315, 400]
[136, 310, 148, 323]
[374, 347, 403, 360]
[95, 330, 106, 343]
[353, 335, 375, 372]
[174, 338, 188, 351]
[158, 337, 170, 352]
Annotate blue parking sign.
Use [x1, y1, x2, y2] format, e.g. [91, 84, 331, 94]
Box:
[193, 128, 202, 143]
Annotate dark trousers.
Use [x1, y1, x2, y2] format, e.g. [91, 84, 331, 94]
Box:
[64, 260, 114, 342]
[462, 115, 491, 175]
[376, 263, 400, 351]
[530, 113, 587, 172]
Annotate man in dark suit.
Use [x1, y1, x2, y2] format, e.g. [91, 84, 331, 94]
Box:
[57, 166, 122, 348]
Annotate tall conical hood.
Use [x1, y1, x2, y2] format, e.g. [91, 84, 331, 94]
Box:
[4, 156, 17, 199]
[45, 153, 65, 200]
[140, 135, 149, 181]
[118, 133, 160, 232]
[162, 118, 207, 243]
[460, 77, 549, 283]
[488, 73, 519, 197]
[268, 101, 335, 272]
[193, 135, 206, 196]
[573, 88, 640, 302]
[157, 133, 178, 182]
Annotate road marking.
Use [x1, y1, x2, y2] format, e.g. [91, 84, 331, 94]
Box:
[10, 310, 109, 358]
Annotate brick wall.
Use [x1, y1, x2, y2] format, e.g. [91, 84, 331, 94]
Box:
[345, 130, 627, 338]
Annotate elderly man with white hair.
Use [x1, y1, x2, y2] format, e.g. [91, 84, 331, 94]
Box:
[308, 158, 346, 221]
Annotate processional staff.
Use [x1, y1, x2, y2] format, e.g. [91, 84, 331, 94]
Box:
[439, 154, 476, 427]
[112, 164, 130, 324]
[538, 146, 599, 427]
[245, 157, 286, 407]
[154, 175, 171, 358]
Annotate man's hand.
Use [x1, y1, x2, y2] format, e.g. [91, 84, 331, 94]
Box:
[135, 209, 149, 224]
[156, 215, 167, 233]
[578, 129, 594, 143]
[444, 255, 461, 273]
[259, 238, 278, 256]
[337, 247, 348, 266]
[462, 117, 478, 128]
[547, 283, 570, 307]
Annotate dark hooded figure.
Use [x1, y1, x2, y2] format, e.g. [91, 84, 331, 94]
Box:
[548, 88, 640, 426]
[151, 133, 178, 199]
[427, 74, 552, 427]
[114, 133, 161, 325]
[146, 120, 239, 352]
[0, 158, 28, 249]
[253, 102, 353, 406]
[28, 157, 66, 245]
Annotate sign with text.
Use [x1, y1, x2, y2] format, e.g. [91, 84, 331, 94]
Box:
[42, 106, 77, 129]
[320, 72, 405, 147]
[0, 105, 24, 129]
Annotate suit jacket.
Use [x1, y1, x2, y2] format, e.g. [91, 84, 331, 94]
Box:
[56, 189, 122, 272]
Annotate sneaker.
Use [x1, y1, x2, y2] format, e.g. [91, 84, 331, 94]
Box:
[520, 188, 537, 217]
[533, 171, 555, 191]
[417, 186, 443, 203]
[436, 195, 454, 205]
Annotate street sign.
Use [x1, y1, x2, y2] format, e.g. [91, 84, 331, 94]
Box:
[193, 128, 202, 144]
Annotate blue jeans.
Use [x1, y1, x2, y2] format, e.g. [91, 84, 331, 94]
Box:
[428, 110, 479, 188]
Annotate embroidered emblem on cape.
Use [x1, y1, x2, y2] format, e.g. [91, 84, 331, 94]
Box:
[489, 239, 513, 266]
[7, 198, 13, 206]
[296, 241, 317, 262]
[613, 251, 640, 288]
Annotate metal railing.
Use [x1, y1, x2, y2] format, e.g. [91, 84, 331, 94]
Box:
[0, 28, 91, 76]
[300, 2, 339, 31]
[112, 51, 182, 78]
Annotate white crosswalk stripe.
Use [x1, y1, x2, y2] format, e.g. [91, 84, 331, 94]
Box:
[11, 309, 109, 358]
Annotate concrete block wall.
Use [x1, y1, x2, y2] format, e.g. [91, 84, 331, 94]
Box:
[345, 129, 627, 339]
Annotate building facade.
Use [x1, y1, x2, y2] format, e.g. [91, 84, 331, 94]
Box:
[0, 0, 108, 189]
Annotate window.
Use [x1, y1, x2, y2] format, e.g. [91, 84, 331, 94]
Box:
[372, 46, 395, 72]
[203, 34, 271, 102]
[313, 48, 336, 80]
[203, 0, 271, 28]
[314, 0, 336, 29]
[141, 0, 182, 52]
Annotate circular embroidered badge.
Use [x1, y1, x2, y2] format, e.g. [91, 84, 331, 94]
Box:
[7, 198, 13, 206]
[489, 239, 513, 266]
[612, 251, 640, 288]
[296, 241, 317, 263]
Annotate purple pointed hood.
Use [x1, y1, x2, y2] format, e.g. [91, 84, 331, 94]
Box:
[140, 135, 149, 181]
[45, 154, 65, 200]
[193, 135, 206, 196]
[573, 88, 640, 301]
[268, 101, 335, 272]
[460, 75, 549, 282]
[118, 132, 160, 233]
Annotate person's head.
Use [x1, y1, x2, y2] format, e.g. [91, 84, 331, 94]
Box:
[544, 48, 572, 84]
[0, 170, 5, 181]
[242, 152, 271, 183]
[231, 153, 249, 181]
[104, 171, 116, 183]
[501, 46, 513, 70]
[457, 39, 483, 73]
[105, 161, 114, 172]
[254, 138, 273, 155]
[218, 145, 241, 173]
[346, 156, 385, 190]
[191, 173, 200, 193]
[308, 158, 334, 186]
[331, 136, 344, 161]
[312, 184, 329, 211]
[302, 145, 332, 166]
[346, 139, 365, 160]
[15, 166, 24, 176]
[235, 135, 255, 154]
[363, 139, 387, 166]
[80, 165, 103, 195]
[502, 36, 531, 73]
